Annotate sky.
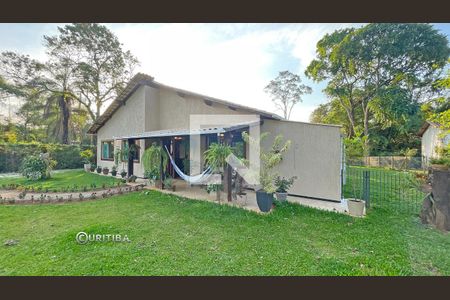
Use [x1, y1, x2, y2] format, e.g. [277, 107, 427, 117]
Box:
[1, 23, 450, 122]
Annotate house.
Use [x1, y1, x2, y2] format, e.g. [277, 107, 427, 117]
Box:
[87, 73, 343, 202]
[418, 121, 450, 166]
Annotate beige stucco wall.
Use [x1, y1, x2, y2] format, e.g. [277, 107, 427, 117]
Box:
[157, 88, 247, 130]
[261, 120, 342, 202]
[96, 85, 149, 177]
[422, 126, 447, 164]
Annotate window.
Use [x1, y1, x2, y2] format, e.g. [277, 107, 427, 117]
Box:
[121, 140, 140, 163]
[101, 140, 114, 161]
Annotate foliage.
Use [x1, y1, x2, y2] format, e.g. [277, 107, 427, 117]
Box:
[114, 143, 140, 171]
[423, 59, 450, 138]
[163, 176, 173, 188]
[0, 169, 122, 191]
[80, 148, 94, 164]
[344, 133, 367, 159]
[142, 143, 168, 180]
[206, 183, 223, 194]
[20, 155, 55, 181]
[274, 176, 297, 193]
[45, 23, 139, 120]
[264, 70, 312, 119]
[430, 157, 450, 168]
[0, 23, 139, 145]
[306, 23, 450, 155]
[242, 132, 291, 193]
[0, 142, 93, 173]
[204, 143, 233, 173]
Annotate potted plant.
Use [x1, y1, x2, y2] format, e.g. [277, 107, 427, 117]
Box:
[142, 143, 169, 189]
[274, 176, 297, 201]
[80, 149, 94, 172]
[102, 167, 109, 175]
[204, 142, 233, 202]
[90, 164, 96, 172]
[120, 170, 127, 178]
[242, 132, 291, 212]
[347, 178, 365, 217]
[111, 166, 118, 177]
[96, 166, 102, 174]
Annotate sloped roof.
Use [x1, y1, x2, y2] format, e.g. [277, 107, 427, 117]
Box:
[418, 121, 442, 137]
[87, 73, 282, 134]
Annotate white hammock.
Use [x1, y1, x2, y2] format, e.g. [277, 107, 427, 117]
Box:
[164, 146, 213, 184]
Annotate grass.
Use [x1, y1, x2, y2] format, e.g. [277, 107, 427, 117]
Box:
[0, 169, 123, 191]
[0, 189, 449, 275]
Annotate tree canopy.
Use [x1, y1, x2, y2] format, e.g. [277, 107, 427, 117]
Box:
[264, 70, 312, 119]
[0, 23, 139, 145]
[306, 23, 450, 156]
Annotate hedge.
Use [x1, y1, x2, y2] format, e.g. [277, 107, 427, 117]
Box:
[0, 142, 95, 173]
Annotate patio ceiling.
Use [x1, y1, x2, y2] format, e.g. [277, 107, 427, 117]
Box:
[115, 120, 259, 140]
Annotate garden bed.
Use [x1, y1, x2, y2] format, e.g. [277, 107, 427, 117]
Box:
[0, 185, 144, 205]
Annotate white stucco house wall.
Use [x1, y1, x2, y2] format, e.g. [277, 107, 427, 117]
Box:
[88, 73, 344, 202]
[418, 121, 450, 166]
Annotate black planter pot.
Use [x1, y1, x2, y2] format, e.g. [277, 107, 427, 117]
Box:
[111, 171, 117, 177]
[256, 190, 274, 212]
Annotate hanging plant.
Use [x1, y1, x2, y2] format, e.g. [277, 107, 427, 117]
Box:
[142, 143, 169, 180]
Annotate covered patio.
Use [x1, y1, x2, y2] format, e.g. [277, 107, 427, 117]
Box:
[117, 121, 255, 203]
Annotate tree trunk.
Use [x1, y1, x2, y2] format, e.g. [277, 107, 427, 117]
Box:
[59, 95, 70, 144]
[362, 104, 370, 156]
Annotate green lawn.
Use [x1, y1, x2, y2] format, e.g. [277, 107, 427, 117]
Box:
[1, 190, 449, 275]
[0, 169, 123, 192]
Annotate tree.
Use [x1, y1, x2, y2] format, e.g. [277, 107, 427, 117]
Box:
[423, 59, 450, 136]
[0, 51, 78, 144]
[306, 23, 450, 154]
[0, 23, 139, 145]
[264, 70, 312, 119]
[44, 23, 139, 121]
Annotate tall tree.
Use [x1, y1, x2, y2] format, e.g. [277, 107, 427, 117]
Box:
[264, 70, 312, 119]
[44, 23, 139, 121]
[306, 23, 450, 154]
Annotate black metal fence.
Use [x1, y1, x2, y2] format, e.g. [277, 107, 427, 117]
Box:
[343, 166, 426, 214]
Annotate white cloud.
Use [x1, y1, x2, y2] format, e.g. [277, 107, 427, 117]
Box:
[111, 23, 356, 121]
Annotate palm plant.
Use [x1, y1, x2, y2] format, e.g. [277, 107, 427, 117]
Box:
[204, 143, 233, 172]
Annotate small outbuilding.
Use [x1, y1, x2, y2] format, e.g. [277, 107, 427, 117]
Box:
[418, 121, 450, 166]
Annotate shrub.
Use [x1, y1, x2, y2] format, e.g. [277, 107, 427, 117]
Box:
[80, 148, 94, 164]
[21, 155, 55, 181]
[0, 142, 94, 173]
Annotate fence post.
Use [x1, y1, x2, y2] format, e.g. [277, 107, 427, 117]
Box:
[363, 170, 370, 209]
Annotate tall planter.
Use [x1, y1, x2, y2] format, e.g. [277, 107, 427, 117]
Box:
[256, 190, 274, 212]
